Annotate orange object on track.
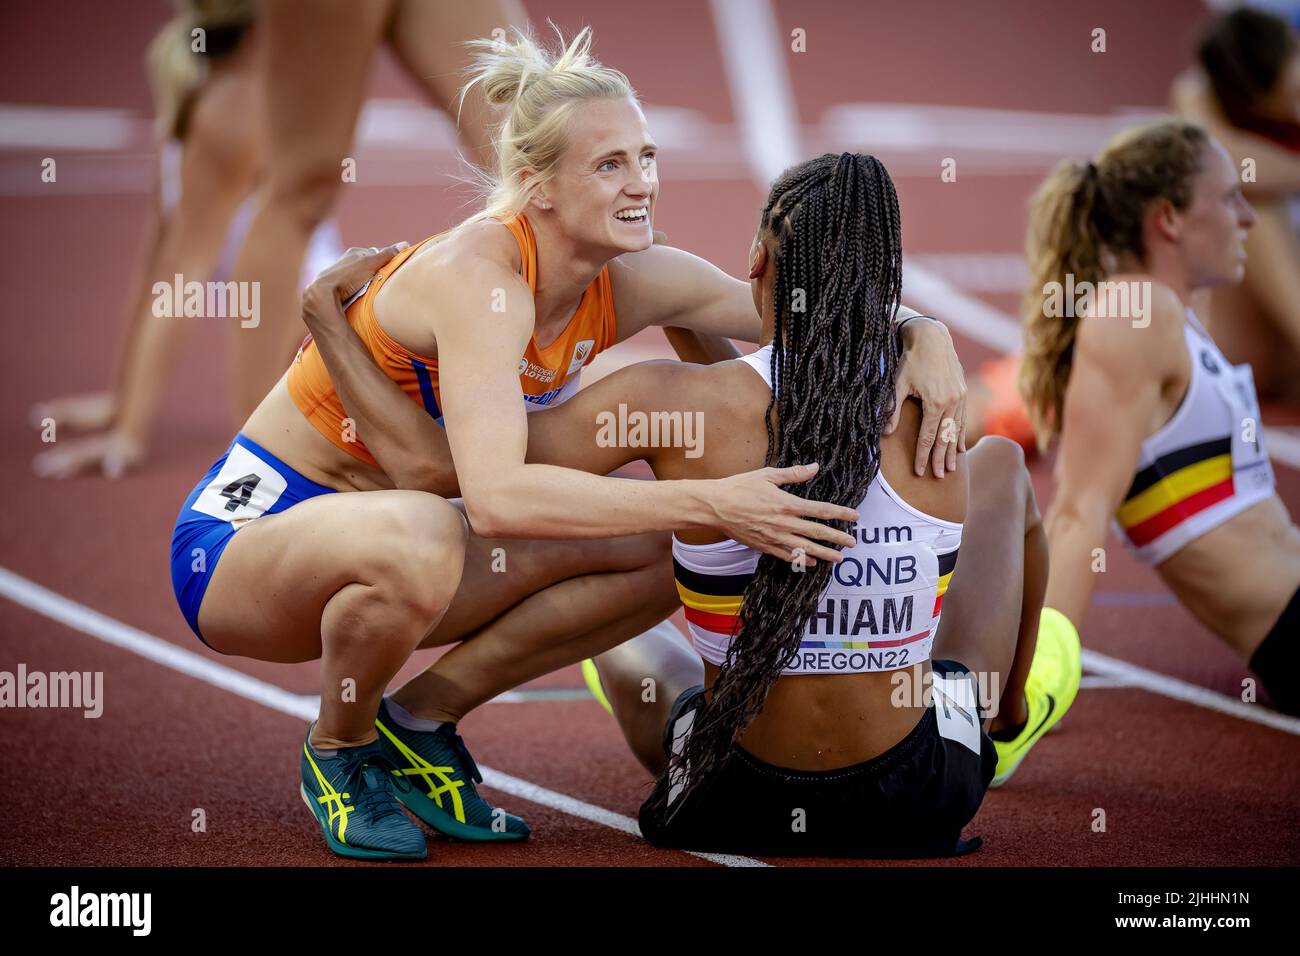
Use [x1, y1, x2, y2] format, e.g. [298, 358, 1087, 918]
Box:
[976, 353, 1037, 455]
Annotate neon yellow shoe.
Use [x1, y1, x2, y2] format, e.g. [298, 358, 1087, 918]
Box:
[581, 658, 613, 715]
[989, 607, 1081, 788]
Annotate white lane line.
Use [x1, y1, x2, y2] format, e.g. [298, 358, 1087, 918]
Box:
[708, 0, 802, 184]
[1078, 675, 1132, 690]
[706, 0, 1032, 360]
[821, 102, 1157, 158]
[1262, 426, 1300, 471]
[477, 771, 765, 868]
[490, 688, 594, 702]
[0, 104, 141, 150]
[0, 100, 738, 155]
[0, 101, 751, 195]
[1083, 649, 1300, 735]
[900, 263, 1025, 353]
[0, 565, 767, 867]
[0, 566, 316, 719]
[910, 253, 1029, 294]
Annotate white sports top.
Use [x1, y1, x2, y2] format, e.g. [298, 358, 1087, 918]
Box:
[1112, 310, 1275, 565]
[159, 138, 343, 289]
[672, 345, 963, 676]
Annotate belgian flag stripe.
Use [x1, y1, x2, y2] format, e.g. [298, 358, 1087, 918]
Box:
[672, 556, 753, 597]
[1117, 454, 1232, 527]
[674, 581, 742, 615]
[932, 570, 955, 616]
[937, 549, 959, 577]
[1123, 477, 1235, 547]
[1125, 437, 1231, 500]
[683, 606, 741, 635]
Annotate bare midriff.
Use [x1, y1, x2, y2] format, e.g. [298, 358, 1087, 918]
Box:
[241, 373, 394, 494]
[1155, 496, 1300, 656]
[702, 660, 931, 771]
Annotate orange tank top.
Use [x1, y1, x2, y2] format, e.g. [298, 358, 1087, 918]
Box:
[286, 214, 619, 468]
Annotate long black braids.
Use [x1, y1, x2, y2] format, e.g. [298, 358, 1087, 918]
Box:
[644, 153, 904, 823]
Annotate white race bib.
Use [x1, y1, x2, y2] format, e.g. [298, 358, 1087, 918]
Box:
[931, 670, 982, 756]
[1218, 362, 1275, 495]
[191, 443, 288, 523]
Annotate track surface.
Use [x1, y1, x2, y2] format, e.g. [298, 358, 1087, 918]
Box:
[2, 0, 1298, 867]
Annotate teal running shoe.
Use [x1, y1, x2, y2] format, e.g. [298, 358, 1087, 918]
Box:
[300, 731, 427, 861]
[375, 699, 530, 842]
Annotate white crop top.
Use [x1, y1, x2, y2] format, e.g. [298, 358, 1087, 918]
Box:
[1112, 310, 1275, 565]
[672, 345, 963, 675]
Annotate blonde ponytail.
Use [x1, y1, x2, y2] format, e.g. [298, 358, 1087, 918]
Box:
[1019, 159, 1106, 449]
[146, 15, 202, 140]
[145, 0, 254, 140]
[458, 25, 637, 222]
[1019, 118, 1210, 448]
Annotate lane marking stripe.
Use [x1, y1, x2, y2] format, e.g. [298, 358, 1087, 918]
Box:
[1078, 675, 1132, 689]
[1083, 649, 1300, 734]
[0, 565, 768, 867]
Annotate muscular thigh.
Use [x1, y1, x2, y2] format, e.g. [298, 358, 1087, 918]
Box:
[198, 489, 458, 662]
[424, 521, 673, 646]
[931, 438, 1029, 680]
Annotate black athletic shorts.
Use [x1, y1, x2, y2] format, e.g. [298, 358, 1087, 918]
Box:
[637, 659, 998, 859]
[1251, 584, 1300, 715]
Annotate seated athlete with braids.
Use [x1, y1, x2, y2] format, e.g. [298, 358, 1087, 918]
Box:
[574, 153, 1081, 857]
[302, 152, 1080, 856]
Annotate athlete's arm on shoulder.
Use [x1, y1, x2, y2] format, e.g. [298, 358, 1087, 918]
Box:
[1042, 278, 1183, 625]
[301, 245, 458, 496]
[434, 243, 858, 557]
[609, 243, 762, 343]
[880, 398, 969, 524]
[524, 359, 764, 479]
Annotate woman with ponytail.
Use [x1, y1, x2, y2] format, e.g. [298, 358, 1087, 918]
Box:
[166, 28, 970, 861]
[1020, 118, 1300, 715]
[497, 152, 1072, 857]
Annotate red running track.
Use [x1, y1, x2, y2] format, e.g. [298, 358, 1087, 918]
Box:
[1, 0, 1298, 866]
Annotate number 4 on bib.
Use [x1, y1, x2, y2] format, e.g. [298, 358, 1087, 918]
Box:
[220, 474, 261, 512]
[191, 443, 287, 522]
